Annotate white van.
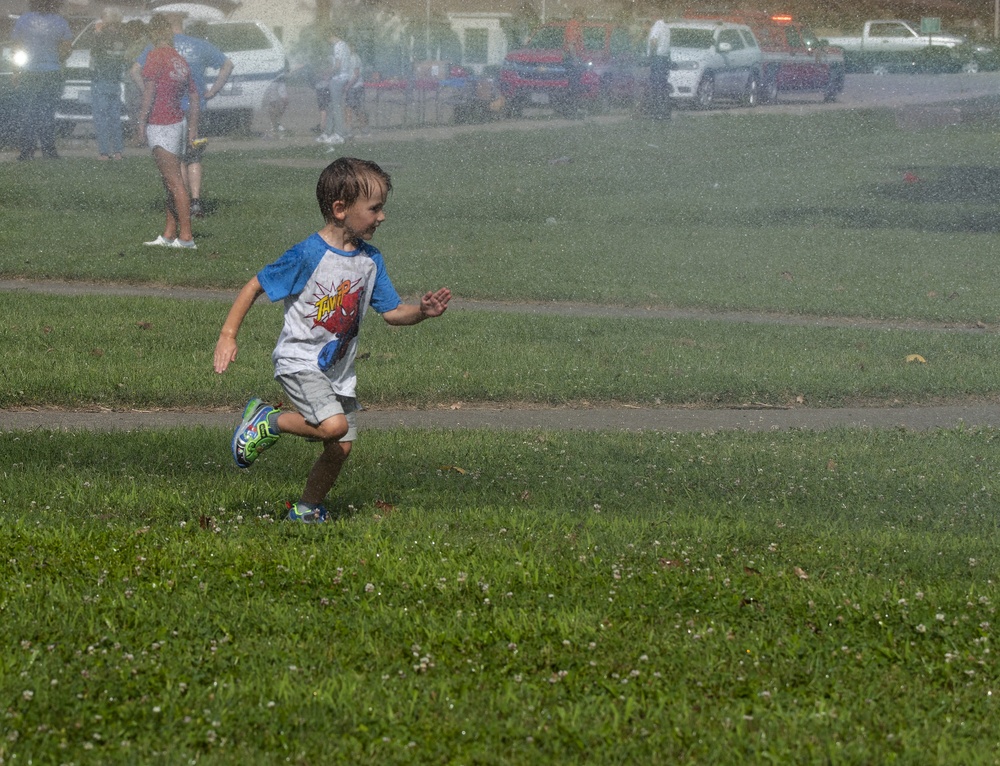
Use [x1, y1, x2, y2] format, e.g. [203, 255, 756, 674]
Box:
[57, 18, 286, 134]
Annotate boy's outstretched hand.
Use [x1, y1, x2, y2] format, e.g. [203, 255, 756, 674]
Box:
[214, 336, 239, 374]
[420, 287, 452, 319]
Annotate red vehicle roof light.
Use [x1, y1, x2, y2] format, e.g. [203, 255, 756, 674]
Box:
[770, 14, 794, 22]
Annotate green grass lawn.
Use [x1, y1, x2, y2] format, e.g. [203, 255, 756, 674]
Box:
[2, 427, 998, 763]
[3, 109, 1000, 322]
[3, 108, 1000, 763]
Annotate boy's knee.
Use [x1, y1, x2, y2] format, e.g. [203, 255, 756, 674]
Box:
[316, 414, 349, 442]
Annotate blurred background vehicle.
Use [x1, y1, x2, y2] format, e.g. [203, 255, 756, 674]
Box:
[825, 19, 991, 74]
[56, 16, 286, 135]
[499, 20, 638, 118]
[685, 11, 845, 103]
[667, 21, 763, 108]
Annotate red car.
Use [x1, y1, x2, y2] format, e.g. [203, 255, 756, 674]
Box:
[684, 11, 845, 103]
[499, 21, 639, 117]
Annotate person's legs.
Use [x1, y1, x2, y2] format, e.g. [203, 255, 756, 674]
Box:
[325, 77, 347, 139]
[107, 83, 124, 156]
[153, 146, 192, 242]
[184, 161, 202, 202]
[36, 72, 62, 157]
[16, 73, 43, 159]
[302, 439, 352, 505]
[649, 55, 672, 120]
[271, 410, 353, 505]
[92, 81, 114, 156]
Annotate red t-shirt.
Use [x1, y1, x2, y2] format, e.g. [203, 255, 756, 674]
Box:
[142, 46, 194, 125]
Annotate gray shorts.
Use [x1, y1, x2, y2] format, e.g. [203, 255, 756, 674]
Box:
[276, 369, 358, 442]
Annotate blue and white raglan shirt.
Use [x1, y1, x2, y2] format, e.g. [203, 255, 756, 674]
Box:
[257, 233, 402, 397]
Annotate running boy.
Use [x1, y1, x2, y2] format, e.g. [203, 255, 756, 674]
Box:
[213, 157, 451, 522]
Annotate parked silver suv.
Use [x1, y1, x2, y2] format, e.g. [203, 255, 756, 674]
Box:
[666, 21, 763, 108]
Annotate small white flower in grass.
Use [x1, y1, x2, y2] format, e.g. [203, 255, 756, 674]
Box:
[22, 690, 33, 701]
[365, 583, 375, 593]
[916, 624, 927, 634]
[936, 613, 946, 622]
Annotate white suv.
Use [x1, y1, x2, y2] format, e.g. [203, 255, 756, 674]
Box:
[666, 21, 763, 108]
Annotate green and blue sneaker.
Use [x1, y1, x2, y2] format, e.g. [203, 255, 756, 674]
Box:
[232, 398, 281, 468]
[286, 501, 328, 523]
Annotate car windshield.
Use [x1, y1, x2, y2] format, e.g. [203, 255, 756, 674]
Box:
[670, 28, 715, 49]
[800, 27, 820, 47]
[526, 26, 566, 49]
[198, 23, 269, 53]
[581, 27, 606, 51]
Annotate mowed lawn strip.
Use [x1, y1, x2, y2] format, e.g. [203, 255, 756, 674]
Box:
[2, 292, 999, 409]
[1, 426, 997, 763]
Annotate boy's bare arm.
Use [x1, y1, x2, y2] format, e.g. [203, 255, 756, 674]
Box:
[382, 287, 451, 326]
[214, 277, 264, 373]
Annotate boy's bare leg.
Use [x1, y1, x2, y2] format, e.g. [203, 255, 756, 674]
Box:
[275, 411, 351, 505]
[301, 441, 352, 505]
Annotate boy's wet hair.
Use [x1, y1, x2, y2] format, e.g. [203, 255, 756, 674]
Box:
[317, 158, 392, 223]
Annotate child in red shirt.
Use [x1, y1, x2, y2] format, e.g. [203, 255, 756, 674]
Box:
[139, 14, 200, 249]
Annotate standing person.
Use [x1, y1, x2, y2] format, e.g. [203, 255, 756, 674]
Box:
[647, 17, 672, 121]
[138, 14, 199, 250]
[213, 157, 452, 523]
[132, 13, 233, 218]
[90, 6, 128, 160]
[316, 29, 351, 145]
[344, 47, 367, 137]
[12, 0, 73, 161]
[122, 19, 149, 147]
[262, 65, 289, 139]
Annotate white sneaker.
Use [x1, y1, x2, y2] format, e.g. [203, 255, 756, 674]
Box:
[315, 134, 330, 143]
[171, 238, 197, 250]
[144, 235, 174, 247]
[328, 133, 345, 145]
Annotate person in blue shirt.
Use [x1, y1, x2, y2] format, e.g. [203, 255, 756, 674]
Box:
[12, 0, 73, 160]
[213, 157, 452, 523]
[131, 13, 233, 217]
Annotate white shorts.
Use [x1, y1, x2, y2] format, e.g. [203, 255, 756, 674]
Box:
[146, 119, 185, 155]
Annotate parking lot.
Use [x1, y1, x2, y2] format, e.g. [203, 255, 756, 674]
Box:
[4, 71, 1000, 161]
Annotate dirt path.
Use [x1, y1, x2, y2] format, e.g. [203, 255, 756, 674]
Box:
[6, 402, 1000, 433]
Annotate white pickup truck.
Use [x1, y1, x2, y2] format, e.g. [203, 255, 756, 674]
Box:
[825, 20, 988, 74]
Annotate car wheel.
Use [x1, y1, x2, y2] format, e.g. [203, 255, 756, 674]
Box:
[695, 73, 714, 109]
[962, 59, 981, 74]
[742, 72, 760, 107]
